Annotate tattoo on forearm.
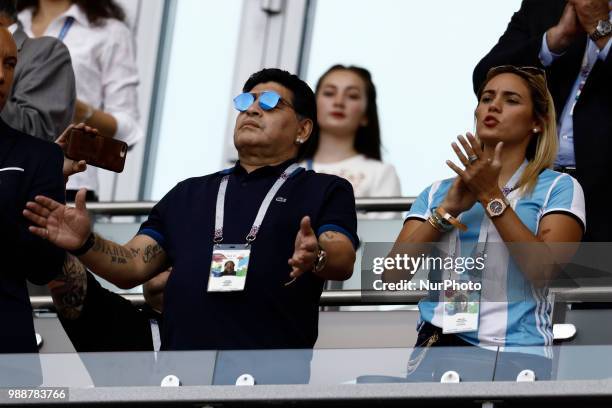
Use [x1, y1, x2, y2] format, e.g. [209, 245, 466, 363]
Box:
[89, 233, 163, 267]
[91, 234, 136, 265]
[49, 254, 88, 320]
[143, 244, 163, 264]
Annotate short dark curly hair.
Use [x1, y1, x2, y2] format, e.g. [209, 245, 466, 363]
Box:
[242, 68, 318, 160]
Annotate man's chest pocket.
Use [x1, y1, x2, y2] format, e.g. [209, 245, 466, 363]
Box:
[0, 167, 26, 212]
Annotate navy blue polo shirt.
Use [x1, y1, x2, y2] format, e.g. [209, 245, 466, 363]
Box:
[138, 159, 358, 351]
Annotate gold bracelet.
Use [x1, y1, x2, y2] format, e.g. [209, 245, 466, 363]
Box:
[427, 215, 446, 232]
[435, 207, 467, 231]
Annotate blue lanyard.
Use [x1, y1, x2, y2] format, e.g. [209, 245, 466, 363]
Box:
[305, 159, 313, 171]
[57, 17, 75, 41]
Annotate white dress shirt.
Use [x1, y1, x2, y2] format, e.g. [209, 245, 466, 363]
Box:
[19, 4, 143, 193]
[539, 4, 612, 167]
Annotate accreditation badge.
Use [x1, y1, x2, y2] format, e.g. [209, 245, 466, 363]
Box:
[207, 244, 250, 292]
[442, 268, 481, 334]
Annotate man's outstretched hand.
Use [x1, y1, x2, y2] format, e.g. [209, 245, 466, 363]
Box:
[288, 216, 319, 279]
[23, 189, 92, 251]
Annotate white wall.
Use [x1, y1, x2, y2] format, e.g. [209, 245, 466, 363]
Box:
[302, 0, 523, 196]
[147, 0, 244, 200]
[97, 0, 165, 201]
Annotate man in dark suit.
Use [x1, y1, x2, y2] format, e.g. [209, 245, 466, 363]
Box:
[0, 0, 76, 142]
[473, 0, 611, 241]
[0, 24, 65, 361]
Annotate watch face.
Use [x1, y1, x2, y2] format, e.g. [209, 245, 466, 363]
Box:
[487, 199, 506, 216]
[315, 250, 328, 272]
[597, 20, 612, 35]
[490, 201, 503, 213]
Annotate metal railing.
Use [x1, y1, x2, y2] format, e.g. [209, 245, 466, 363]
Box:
[81, 197, 416, 216]
[29, 290, 428, 310]
[14, 380, 612, 407]
[29, 286, 612, 311]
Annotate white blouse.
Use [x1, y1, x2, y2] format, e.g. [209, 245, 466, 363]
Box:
[307, 154, 401, 197]
[19, 4, 143, 193]
[304, 154, 402, 219]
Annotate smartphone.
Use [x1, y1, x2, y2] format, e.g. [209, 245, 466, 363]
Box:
[65, 128, 128, 173]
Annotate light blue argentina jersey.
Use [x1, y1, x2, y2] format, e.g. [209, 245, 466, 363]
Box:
[407, 165, 585, 353]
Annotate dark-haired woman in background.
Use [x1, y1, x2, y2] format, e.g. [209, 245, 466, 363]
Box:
[303, 65, 401, 209]
[17, 0, 143, 201]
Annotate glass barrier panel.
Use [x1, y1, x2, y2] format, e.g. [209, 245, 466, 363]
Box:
[492, 346, 554, 382]
[0, 348, 501, 387]
[5, 346, 612, 387]
[551, 345, 612, 381]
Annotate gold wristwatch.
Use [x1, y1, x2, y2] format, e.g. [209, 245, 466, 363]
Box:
[482, 196, 510, 218]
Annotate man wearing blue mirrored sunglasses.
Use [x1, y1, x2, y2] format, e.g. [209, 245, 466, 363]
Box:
[24, 68, 359, 385]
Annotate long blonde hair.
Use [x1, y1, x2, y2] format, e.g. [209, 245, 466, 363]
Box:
[478, 66, 557, 195]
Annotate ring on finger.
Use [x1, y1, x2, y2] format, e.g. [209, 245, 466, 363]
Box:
[468, 154, 479, 164]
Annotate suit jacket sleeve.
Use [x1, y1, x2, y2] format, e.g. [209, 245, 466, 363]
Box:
[1, 38, 76, 142]
[472, 0, 545, 93]
[21, 143, 67, 284]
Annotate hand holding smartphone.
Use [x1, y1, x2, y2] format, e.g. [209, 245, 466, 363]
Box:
[65, 128, 128, 173]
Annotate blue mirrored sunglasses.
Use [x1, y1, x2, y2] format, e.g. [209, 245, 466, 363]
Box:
[233, 91, 294, 112]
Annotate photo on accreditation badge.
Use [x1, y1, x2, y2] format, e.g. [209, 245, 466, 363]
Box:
[442, 287, 480, 334]
[444, 290, 479, 316]
[208, 247, 250, 292]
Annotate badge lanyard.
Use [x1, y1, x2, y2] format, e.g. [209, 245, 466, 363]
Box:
[57, 17, 75, 42]
[207, 163, 302, 292]
[442, 161, 527, 333]
[570, 42, 595, 116]
[213, 163, 301, 247]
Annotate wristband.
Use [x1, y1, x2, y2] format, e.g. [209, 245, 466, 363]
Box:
[69, 232, 95, 256]
[427, 216, 446, 232]
[435, 207, 468, 232]
[428, 210, 453, 233]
